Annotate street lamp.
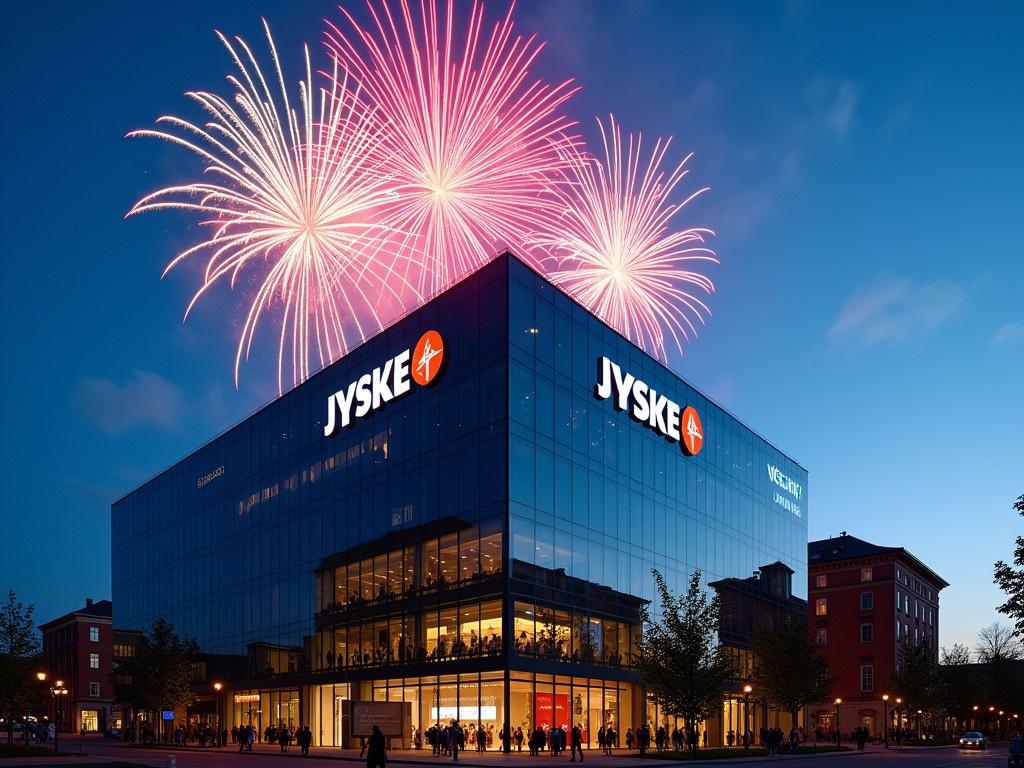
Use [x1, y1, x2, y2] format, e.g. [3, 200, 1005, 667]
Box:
[213, 683, 223, 747]
[916, 710, 922, 742]
[834, 699, 842, 747]
[743, 685, 753, 750]
[49, 680, 68, 753]
[882, 695, 889, 748]
[895, 698, 903, 745]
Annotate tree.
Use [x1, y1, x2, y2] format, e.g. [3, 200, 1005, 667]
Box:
[752, 616, 835, 732]
[939, 644, 979, 733]
[889, 637, 941, 717]
[0, 591, 41, 744]
[113, 619, 198, 742]
[994, 494, 1024, 636]
[634, 569, 735, 752]
[975, 621, 1023, 712]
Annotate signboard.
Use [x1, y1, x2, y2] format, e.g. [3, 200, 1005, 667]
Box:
[594, 355, 703, 456]
[534, 693, 568, 729]
[767, 463, 803, 517]
[161, 710, 175, 721]
[234, 693, 260, 704]
[325, 330, 446, 437]
[351, 701, 406, 738]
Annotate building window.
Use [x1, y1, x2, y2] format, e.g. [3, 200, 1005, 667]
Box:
[860, 665, 874, 692]
[815, 574, 827, 588]
[896, 567, 902, 580]
[860, 591, 873, 611]
[89, 653, 99, 669]
[928, 609, 933, 626]
[860, 623, 874, 642]
[89, 682, 100, 697]
[896, 590, 901, 612]
[815, 598, 827, 617]
[915, 599, 919, 619]
[816, 628, 827, 646]
[861, 567, 873, 582]
[914, 627, 919, 644]
[89, 626, 99, 642]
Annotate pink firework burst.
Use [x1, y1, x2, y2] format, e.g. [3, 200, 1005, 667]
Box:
[127, 21, 418, 393]
[533, 115, 718, 361]
[325, 0, 579, 295]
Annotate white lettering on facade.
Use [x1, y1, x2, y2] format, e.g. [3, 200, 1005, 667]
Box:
[594, 356, 702, 455]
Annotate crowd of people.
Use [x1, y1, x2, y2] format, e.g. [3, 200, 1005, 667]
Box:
[322, 631, 503, 671]
[513, 631, 624, 666]
[227, 723, 313, 755]
[325, 565, 503, 613]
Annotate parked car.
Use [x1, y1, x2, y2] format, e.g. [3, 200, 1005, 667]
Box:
[959, 731, 988, 749]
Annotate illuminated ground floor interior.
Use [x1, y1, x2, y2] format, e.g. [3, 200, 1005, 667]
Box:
[212, 674, 780, 750]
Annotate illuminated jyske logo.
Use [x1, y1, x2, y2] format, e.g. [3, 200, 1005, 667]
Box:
[325, 330, 446, 437]
[594, 355, 703, 456]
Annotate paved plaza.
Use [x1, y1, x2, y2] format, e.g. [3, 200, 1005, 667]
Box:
[1, 736, 1014, 768]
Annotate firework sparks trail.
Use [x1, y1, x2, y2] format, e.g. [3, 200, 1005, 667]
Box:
[325, 0, 579, 295]
[532, 115, 718, 361]
[127, 21, 420, 393]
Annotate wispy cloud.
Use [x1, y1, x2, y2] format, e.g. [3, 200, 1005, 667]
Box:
[828, 277, 965, 347]
[990, 321, 1024, 348]
[76, 370, 185, 435]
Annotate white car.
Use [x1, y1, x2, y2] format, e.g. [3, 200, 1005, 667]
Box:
[959, 731, 988, 749]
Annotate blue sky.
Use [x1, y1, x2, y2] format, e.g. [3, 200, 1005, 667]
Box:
[2, 1, 1021, 652]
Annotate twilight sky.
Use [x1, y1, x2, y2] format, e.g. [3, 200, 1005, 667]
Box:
[1, 1, 1021, 653]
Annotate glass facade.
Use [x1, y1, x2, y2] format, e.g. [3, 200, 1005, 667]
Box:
[112, 254, 808, 749]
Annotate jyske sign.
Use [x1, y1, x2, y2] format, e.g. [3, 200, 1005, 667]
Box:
[324, 330, 445, 437]
[594, 355, 704, 456]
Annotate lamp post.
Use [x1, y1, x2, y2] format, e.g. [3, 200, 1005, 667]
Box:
[895, 698, 902, 745]
[1000, 711, 1005, 740]
[47, 679, 68, 754]
[972, 705, 979, 731]
[916, 710, 922, 742]
[213, 683, 223, 746]
[745, 684, 753, 753]
[882, 695, 889, 748]
[834, 699, 842, 747]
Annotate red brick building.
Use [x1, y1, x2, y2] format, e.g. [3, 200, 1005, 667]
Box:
[39, 598, 114, 734]
[807, 533, 947, 739]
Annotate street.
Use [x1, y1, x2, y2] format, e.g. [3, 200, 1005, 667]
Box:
[6, 736, 1012, 768]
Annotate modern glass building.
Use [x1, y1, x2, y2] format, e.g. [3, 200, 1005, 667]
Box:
[111, 253, 808, 749]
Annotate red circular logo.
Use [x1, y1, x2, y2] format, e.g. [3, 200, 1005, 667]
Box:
[411, 330, 445, 386]
[680, 406, 703, 456]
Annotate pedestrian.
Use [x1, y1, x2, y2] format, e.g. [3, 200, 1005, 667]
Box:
[515, 726, 523, 752]
[298, 725, 312, 756]
[366, 724, 386, 768]
[451, 721, 463, 762]
[604, 725, 615, 756]
[569, 723, 583, 762]
[625, 727, 634, 752]
[360, 735, 367, 758]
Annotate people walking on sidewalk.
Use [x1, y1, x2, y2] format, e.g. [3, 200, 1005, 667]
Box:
[366, 724, 386, 768]
[569, 724, 583, 762]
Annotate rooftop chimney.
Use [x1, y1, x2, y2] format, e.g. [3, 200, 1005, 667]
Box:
[85, 598, 93, 607]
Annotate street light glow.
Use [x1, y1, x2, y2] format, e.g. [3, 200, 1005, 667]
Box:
[882, 694, 889, 701]
[36, 672, 47, 681]
[835, 698, 842, 705]
[743, 684, 752, 694]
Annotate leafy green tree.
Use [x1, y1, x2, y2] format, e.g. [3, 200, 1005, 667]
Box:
[994, 495, 1024, 636]
[0, 591, 41, 744]
[113, 619, 198, 742]
[634, 569, 735, 752]
[889, 637, 941, 716]
[752, 616, 836, 732]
